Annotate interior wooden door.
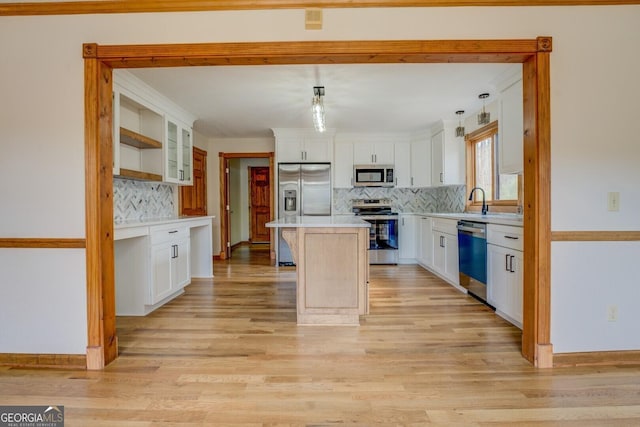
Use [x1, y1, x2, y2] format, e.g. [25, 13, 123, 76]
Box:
[180, 146, 207, 216]
[250, 166, 271, 243]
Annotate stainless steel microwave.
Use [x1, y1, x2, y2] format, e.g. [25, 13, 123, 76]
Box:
[353, 165, 395, 187]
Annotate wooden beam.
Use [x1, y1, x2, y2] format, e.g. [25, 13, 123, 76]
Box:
[2, 0, 640, 16]
[91, 40, 538, 69]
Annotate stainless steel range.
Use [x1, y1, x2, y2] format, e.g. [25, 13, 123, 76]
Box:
[352, 199, 398, 265]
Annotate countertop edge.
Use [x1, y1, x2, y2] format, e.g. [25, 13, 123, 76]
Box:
[405, 212, 523, 227]
[114, 216, 215, 230]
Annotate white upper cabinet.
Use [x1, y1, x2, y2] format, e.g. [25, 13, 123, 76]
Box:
[333, 141, 354, 188]
[498, 69, 524, 174]
[431, 121, 464, 186]
[164, 116, 193, 185]
[394, 142, 411, 188]
[273, 129, 334, 163]
[353, 142, 395, 165]
[410, 131, 431, 188]
[113, 70, 196, 185]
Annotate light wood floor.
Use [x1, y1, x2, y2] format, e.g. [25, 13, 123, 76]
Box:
[2, 245, 640, 425]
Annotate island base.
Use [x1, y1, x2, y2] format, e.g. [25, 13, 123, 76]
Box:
[281, 226, 369, 326]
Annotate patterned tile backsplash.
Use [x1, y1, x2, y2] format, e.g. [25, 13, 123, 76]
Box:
[113, 178, 175, 222]
[114, 177, 464, 222]
[333, 185, 466, 214]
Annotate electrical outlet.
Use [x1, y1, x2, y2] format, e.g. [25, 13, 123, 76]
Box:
[608, 192, 620, 211]
[607, 305, 618, 322]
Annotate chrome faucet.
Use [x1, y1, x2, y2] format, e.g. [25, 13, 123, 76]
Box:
[469, 187, 488, 215]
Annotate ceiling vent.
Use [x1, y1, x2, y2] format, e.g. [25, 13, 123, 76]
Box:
[305, 8, 323, 30]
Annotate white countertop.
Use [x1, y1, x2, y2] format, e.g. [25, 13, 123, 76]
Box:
[416, 212, 523, 227]
[266, 216, 371, 228]
[114, 215, 215, 229]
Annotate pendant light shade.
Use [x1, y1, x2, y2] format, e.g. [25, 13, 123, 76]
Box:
[455, 110, 465, 138]
[312, 86, 326, 133]
[477, 93, 490, 125]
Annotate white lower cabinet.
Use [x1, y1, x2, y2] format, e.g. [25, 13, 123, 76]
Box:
[398, 214, 417, 263]
[114, 217, 214, 316]
[417, 216, 433, 268]
[432, 230, 459, 286]
[150, 226, 190, 305]
[422, 217, 459, 287]
[487, 224, 523, 328]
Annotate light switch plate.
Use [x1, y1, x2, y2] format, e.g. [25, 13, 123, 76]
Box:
[608, 192, 620, 211]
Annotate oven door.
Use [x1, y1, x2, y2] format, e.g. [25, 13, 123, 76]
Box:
[359, 216, 398, 264]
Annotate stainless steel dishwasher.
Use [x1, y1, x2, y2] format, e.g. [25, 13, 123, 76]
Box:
[457, 220, 490, 306]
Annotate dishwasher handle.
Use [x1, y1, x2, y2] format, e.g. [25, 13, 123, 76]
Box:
[457, 221, 486, 239]
[457, 225, 485, 233]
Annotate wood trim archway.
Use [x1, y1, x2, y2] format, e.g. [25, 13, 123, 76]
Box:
[83, 38, 552, 369]
[218, 152, 275, 260]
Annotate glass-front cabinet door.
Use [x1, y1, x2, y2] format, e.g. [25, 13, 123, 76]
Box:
[165, 119, 179, 182]
[164, 117, 193, 185]
[181, 128, 192, 183]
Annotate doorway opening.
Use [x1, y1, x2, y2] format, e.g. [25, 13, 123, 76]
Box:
[84, 38, 551, 369]
[219, 152, 275, 260]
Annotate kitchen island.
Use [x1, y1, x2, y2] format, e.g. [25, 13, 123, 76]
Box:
[266, 216, 371, 325]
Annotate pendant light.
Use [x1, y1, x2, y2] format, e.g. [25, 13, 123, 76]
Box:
[455, 110, 465, 138]
[477, 93, 490, 125]
[312, 86, 326, 132]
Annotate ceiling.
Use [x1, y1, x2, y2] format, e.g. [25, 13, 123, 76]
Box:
[129, 62, 521, 139]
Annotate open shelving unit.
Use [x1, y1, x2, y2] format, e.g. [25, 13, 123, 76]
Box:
[116, 127, 163, 181]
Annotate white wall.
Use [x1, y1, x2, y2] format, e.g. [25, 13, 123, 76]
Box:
[229, 159, 243, 245]
[1, 5, 639, 355]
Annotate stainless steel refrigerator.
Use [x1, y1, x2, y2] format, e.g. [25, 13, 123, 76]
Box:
[277, 162, 331, 265]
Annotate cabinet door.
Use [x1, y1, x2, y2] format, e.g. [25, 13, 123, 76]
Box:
[276, 139, 304, 162]
[151, 243, 173, 304]
[487, 243, 510, 313]
[173, 237, 191, 290]
[410, 139, 431, 188]
[180, 127, 193, 184]
[374, 143, 395, 165]
[333, 142, 354, 188]
[443, 233, 459, 285]
[431, 131, 445, 186]
[394, 143, 411, 188]
[506, 250, 523, 326]
[398, 215, 417, 261]
[418, 217, 433, 267]
[165, 119, 180, 183]
[499, 78, 524, 174]
[353, 142, 375, 164]
[432, 231, 446, 274]
[303, 137, 331, 162]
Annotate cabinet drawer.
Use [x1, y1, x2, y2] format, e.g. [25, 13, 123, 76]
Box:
[149, 224, 189, 245]
[431, 218, 457, 235]
[487, 224, 523, 251]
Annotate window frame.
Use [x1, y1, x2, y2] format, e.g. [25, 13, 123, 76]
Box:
[465, 121, 521, 213]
